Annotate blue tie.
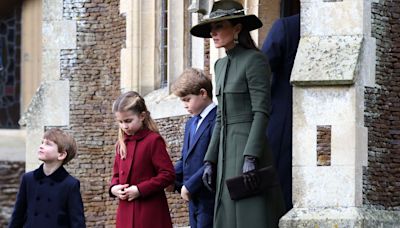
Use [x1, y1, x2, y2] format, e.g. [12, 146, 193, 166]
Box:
[190, 115, 201, 145]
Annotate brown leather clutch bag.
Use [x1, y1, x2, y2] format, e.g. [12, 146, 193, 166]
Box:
[225, 166, 279, 200]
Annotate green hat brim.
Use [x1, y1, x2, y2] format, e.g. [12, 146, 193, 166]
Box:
[190, 14, 262, 38]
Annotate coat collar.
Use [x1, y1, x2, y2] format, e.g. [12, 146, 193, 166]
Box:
[33, 164, 69, 182]
[124, 128, 151, 142]
[226, 45, 245, 59]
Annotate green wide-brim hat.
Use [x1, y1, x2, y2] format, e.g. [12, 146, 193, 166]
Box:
[190, 0, 263, 38]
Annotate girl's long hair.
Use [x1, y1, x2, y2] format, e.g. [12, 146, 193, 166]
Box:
[112, 91, 159, 159]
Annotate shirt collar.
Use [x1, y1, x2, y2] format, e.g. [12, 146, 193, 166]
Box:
[33, 164, 69, 182]
[199, 102, 216, 119]
[226, 45, 244, 58]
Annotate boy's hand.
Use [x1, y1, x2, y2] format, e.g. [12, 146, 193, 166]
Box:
[165, 184, 175, 192]
[123, 185, 141, 201]
[180, 185, 191, 202]
[111, 184, 129, 200]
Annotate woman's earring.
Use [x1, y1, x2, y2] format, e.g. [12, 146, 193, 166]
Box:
[234, 33, 239, 44]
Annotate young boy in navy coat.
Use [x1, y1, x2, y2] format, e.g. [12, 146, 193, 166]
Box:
[169, 68, 216, 228]
[9, 128, 85, 228]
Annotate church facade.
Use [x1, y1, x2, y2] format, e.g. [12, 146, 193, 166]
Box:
[0, 0, 399, 227]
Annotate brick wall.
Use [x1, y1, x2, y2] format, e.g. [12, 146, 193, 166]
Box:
[156, 115, 190, 226]
[363, 0, 400, 210]
[60, 1, 191, 227]
[60, 0, 125, 226]
[0, 161, 24, 227]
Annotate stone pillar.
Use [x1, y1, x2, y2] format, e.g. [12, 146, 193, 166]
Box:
[21, 0, 42, 112]
[120, 0, 157, 95]
[19, 0, 76, 172]
[279, 0, 400, 227]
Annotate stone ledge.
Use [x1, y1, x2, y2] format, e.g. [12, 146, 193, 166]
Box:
[0, 130, 26, 161]
[145, 88, 188, 119]
[19, 81, 70, 128]
[291, 36, 363, 86]
[280, 207, 400, 228]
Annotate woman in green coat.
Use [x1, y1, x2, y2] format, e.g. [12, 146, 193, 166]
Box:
[190, 1, 286, 227]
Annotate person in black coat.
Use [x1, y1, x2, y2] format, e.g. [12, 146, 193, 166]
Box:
[9, 128, 85, 228]
[261, 14, 300, 212]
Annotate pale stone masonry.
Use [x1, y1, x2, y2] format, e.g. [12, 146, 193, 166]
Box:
[2, 0, 399, 227]
[280, 0, 400, 227]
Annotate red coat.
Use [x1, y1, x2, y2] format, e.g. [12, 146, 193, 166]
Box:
[110, 129, 175, 228]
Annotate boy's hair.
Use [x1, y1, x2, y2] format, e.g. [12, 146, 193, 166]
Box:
[112, 91, 160, 159]
[172, 68, 213, 99]
[43, 128, 77, 165]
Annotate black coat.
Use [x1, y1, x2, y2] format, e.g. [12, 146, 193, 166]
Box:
[261, 14, 300, 212]
[9, 164, 86, 228]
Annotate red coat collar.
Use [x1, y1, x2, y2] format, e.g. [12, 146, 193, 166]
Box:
[123, 128, 152, 142]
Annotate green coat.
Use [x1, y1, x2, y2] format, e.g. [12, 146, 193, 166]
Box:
[205, 46, 285, 228]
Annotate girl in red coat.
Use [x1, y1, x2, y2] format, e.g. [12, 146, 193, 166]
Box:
[109, 91, 175, 228]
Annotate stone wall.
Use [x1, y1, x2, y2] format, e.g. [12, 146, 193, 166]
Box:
[60, 1, 190, 227]
[60, 0, 125, 226]
[363, 0, 400, 210]
[0, 161, 24, 227]
[156, 115, 190, 227]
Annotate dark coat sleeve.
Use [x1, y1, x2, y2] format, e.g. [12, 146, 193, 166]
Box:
[67, 180, 86, 228]
[8, 174, 28, 228]
[261, 18, 285, 72]
[174, 158, 183, 192]
[184, 164, 205, 194]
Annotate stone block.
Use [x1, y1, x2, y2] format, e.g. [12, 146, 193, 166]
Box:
[43, 81, 70, 126]
[42, 20, 77, 50]
[293, 87, 358, 166]
[301, 0, 365, 36]
[291, 36, 362, 86]
[280, 207, 400, 228]
[43, 0, 63, 21]
[42, 49, 61, 80]
[292, 166, 358, 207]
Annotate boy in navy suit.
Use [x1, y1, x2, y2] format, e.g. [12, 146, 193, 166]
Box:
[9, 128, 85, 228]
[169, 68, 216, 228]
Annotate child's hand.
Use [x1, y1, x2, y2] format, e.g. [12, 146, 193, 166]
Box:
[165, 184, 175, 192]
[123, 185, 141, 201]
[180, 185, 191, 202]
[111, 184, 129, 200]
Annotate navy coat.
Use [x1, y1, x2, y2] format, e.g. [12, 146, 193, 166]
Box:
[9, 164, 85, 228]
[175, 106, 216, 228]
[261, 14, 300, 211]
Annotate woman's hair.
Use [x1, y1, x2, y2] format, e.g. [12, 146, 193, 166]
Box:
[229, 19, 259, 51]
[112, 91, 159, 158]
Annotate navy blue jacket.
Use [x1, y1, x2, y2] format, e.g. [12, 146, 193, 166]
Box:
[175, 106, 217, 199]
[261, 14, 300, 212]
[9, 164, 86, 228]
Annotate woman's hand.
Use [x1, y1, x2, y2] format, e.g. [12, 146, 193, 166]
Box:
[111, 184, 129, 200]
[202, 161, 215, 192]
[123, 185, 141, 201]
[242, 156, 260, 190]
